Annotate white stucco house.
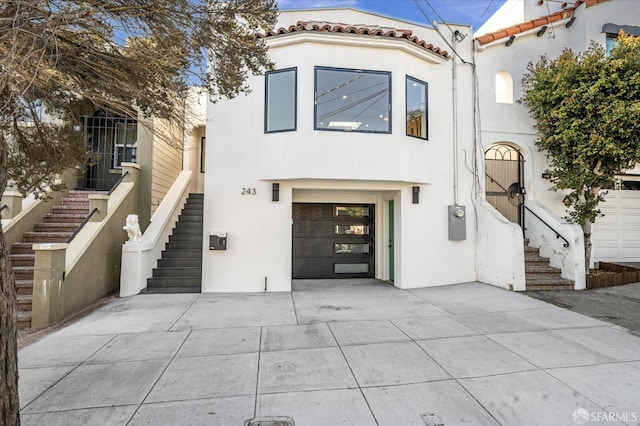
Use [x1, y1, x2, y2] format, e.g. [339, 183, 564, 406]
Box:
[204, 9, 478, 292]
[474, 0, 640, 290]
[120, 0, 639, 296]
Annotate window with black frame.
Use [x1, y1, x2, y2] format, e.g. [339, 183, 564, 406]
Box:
[265, 67, 297, 133]
[406, 75, 428, 140]
[315, 67, 391, 133]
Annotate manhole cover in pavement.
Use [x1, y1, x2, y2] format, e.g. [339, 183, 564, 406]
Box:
[244, 416, 295, 426]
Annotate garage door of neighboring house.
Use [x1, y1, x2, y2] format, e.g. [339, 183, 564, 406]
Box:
[292, 203, 375, 279]
[592, 191, 640, 263]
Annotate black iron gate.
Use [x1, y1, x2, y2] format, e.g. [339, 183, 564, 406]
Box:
[485, 144, 525, 227]
[82, 111, 137, 190]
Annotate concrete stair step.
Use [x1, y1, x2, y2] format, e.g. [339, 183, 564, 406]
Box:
[142, 286, 201, 294]
[69, 190, 103, 198]
[51, 206, 90, 215]
[22, 232, 72, 243]
[165, 242, 202, 251]
[146, 277, 202, 288]
[177, 215, 203, 222]
[17, 294, 32, 311]
[526, 265, 562, 274]
[9, 254, 35, 267]
[189, 193, 204, 199]
[11, 243, 35, 255]
[60, 199, 90, 207]
[169, 234, 202, 243]
[172, 227, 204, 235]
[33, 223, 80, 233]
[13, 266, 34, 281]
[526, 277, 574, 291]
[152, 267, 202, 278]
[524, 253, 549, 265]
[157, 258, 202, 268]
[162, 250, 202, 259]
[17, 311, 32, 330]
[180, 207, 204, 214]
[43, 213, 87, 223]
[16, 280, 33, 295]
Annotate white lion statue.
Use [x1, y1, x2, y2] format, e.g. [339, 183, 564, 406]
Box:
[123, 214, 142, 242]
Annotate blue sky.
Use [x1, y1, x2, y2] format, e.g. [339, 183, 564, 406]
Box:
[278, 0, 507, 30]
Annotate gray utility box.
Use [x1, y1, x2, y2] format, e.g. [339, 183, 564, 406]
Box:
[448, 205, 466, 241]
[209, 232, 227, 250]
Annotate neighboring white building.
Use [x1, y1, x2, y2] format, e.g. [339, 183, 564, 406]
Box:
[474, 0, 640, 281]
[204, 9, 478, 292]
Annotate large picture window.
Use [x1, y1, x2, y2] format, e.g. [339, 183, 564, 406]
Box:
[315, 67, 391, 133]
[265, 68, 297, 133]
[406, 76, 428, 140]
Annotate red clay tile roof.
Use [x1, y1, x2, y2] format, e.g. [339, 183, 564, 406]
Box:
[475, 0, 608, 46]
[259, 21, 450, 59]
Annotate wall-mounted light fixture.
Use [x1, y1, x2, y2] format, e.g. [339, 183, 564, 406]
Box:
[566, 16, 576, 28]
[505, 35, 516, 46]
[272, 183, 279, 202]
[536, 25, 548, 37]
[412, 186, 420, 204]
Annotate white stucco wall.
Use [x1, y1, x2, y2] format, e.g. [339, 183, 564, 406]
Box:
[204, 9, 477, 292]
[475, 0, 640, 271]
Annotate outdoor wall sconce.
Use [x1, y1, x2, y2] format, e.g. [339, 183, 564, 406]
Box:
[505, 35, 516, 46]
[412, 186, 420, 204]
[566, 17, 576, 28]
[272, 183, 280, 202]
[537, 25, 547, 37]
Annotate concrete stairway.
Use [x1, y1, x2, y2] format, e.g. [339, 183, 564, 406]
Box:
[10, 190, 98, 329]
[145, 193, 203, 293]
[524, 239, 574, 291]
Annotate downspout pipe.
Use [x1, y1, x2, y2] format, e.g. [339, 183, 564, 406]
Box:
[452, 32, 459, 206]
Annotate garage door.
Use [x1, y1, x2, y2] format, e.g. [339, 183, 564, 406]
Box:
[592, 191, 640, 262]
[292, 203, 375, 279]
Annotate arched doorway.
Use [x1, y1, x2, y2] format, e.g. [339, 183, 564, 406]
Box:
[485, 144, 525, 226]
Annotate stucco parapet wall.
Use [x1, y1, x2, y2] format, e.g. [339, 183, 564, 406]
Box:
[65, 180, 135, 273]
[263, 28, 448, 64]
[32, 243, 69, 251]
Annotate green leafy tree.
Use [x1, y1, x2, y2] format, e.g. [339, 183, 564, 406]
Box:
[0, 1, 277, 424]
[521, 33, 640, 273]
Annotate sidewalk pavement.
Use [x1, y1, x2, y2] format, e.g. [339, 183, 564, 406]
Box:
[18, 280, 640, 426]
[527, 282, 640, 335]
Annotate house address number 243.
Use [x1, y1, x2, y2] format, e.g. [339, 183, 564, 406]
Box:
[241, 187, 256, 195]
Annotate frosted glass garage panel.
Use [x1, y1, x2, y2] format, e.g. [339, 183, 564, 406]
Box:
[334, 263, 369, 273]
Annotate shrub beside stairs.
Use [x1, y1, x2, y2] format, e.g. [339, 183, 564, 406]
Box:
[10, 190, 101, 330]
[144, 193, 203, 293]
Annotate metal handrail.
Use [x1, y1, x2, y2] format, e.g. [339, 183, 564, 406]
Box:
[66, 208, 98, 243]
[0, 204, 7, 212]
[523, 204, 570, 248]
[108, 170, 129, 195]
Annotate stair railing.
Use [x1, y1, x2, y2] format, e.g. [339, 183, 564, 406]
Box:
[66, 207, 98, 243]
[0, 204, 7, 212]
[108, 171, 129, 195]
[523, 204, 570, 248]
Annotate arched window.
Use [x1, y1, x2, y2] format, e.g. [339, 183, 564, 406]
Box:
[495, 71, 513, 104]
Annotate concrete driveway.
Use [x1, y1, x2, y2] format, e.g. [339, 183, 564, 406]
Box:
[18, 280, 640, 425]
